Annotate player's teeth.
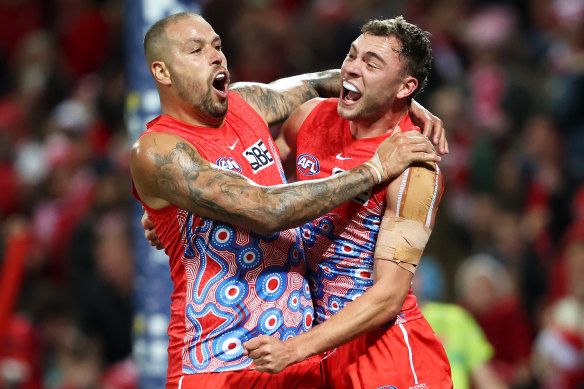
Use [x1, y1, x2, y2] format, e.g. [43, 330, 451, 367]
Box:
[343, 81, 358, 93]
[216, 74, 225, 80]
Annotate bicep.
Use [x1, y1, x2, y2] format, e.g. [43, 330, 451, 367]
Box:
[374, 162, 441, 273]
[130, 133, 265, 222]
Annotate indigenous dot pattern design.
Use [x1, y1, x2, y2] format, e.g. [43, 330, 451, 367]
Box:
[179, 213, 311, 373]
[302, 209, 384, 324]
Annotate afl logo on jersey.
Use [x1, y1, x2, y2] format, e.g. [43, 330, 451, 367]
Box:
[216, 157, 242, 173]
[297, 154, 320, 176]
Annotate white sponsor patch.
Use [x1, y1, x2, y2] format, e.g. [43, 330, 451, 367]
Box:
[243, 140, 275, 173]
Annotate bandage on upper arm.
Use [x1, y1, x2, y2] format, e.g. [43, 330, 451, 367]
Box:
[374, 163, 440, 273]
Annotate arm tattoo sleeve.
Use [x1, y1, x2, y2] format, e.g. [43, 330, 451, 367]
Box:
[152, 142, 379, 233]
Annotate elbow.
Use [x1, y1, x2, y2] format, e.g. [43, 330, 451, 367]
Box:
[385, 301, 404, 321]
[373, 301, 404, 328]
[369, 293, 405, 327]
[370, 285, 408, 325]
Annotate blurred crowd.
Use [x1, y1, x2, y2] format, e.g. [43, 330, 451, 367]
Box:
[0, 0, 582, 388]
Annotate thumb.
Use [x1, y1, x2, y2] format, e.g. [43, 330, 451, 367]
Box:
[243, 337, 260, 351]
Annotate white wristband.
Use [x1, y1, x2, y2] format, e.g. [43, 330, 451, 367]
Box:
[364, 161, 382, 184]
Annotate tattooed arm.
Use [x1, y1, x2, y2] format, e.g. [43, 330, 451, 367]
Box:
[231, 70, 340, 127]
[130, 131, 439, 235]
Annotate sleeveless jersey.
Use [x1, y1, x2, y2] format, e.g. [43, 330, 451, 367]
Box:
[295, 98, 422, 324]
[133, 94, 313, 380]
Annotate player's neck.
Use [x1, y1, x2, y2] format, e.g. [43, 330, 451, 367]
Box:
[349, 107, 408, 140]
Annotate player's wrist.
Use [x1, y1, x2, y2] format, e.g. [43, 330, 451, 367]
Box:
[365, 154, 384, 184]
[285, 336, 312, 364]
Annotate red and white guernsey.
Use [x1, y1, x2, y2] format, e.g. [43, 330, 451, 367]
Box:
[133, 94, 313, 380]
[295, 98, 422, 325]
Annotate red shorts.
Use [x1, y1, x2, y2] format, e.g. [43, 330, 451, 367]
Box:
[167, 355, 322, 389]
[321, 317, 452, 389]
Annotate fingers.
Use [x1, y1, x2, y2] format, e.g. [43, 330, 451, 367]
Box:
[243, 335, 272, 360]
[439, 131, 449, 155]
[413, 152, 441, 163]
[141, 211, 153, 229]
[242, 336, 264, 357]
[141, 210, 163, 249]
[409, 101, 449, 155]
[399, 132, 440, 157]
[144, 229, 163, 249]
[242, 336, 288, 374]
[427, 117, 444, 146]
[410, 99, 444, 142]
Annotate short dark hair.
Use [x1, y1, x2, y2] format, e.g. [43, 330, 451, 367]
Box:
[361, 16, 432, 101]
[143, 12, 201, 64]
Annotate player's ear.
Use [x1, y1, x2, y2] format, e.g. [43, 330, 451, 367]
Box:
[397, 76, 417, 100]
[152, 61, 172, 86]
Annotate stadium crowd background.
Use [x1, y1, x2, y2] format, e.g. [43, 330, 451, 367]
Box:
[0, 0, 582, 388]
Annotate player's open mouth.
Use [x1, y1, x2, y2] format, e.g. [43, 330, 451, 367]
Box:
[342, 81, 362, 103]
[212, 72, 229, 98]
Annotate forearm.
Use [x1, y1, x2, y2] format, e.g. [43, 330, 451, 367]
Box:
[284, 283, 404, 364]
[302, 69, 341, 99]
[171, 163, 379, 234]
[231, 69, 340, 126]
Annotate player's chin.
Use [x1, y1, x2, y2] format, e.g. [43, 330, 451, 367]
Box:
[209, 100, 228, 117]
[337, 102, 359, 120]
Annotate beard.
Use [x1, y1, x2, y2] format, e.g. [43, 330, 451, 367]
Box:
[337, 94, 389, 122]
[175, 74, 228, 118]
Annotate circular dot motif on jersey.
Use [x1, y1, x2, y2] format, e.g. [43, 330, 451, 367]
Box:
[236, 246, 262, 270]
[353, 268, 373, 281]
[213, 329, 248, 362]
[334, 239, 360, 258]
[328, 296, 344, 314]
[318, 219, 334, 236]
[258, 308, 284, 335]
[302, 306, 314, 331]
[287, 244, 302, 267]
[300, 225, 316, 247]
[351, 268, 374, 287]
[319, 261, 338, 280]
[302, 279, 312, 300]
[257, 269, 286, 302]
[288, 290, 301, 311]
[209, 225, 235, 250]
[216, 278, 248, 307]
[282, 328, 298, 341]
[345, 289, 365, 302]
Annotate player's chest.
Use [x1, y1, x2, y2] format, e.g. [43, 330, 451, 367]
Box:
[200, 132, 282, 185]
